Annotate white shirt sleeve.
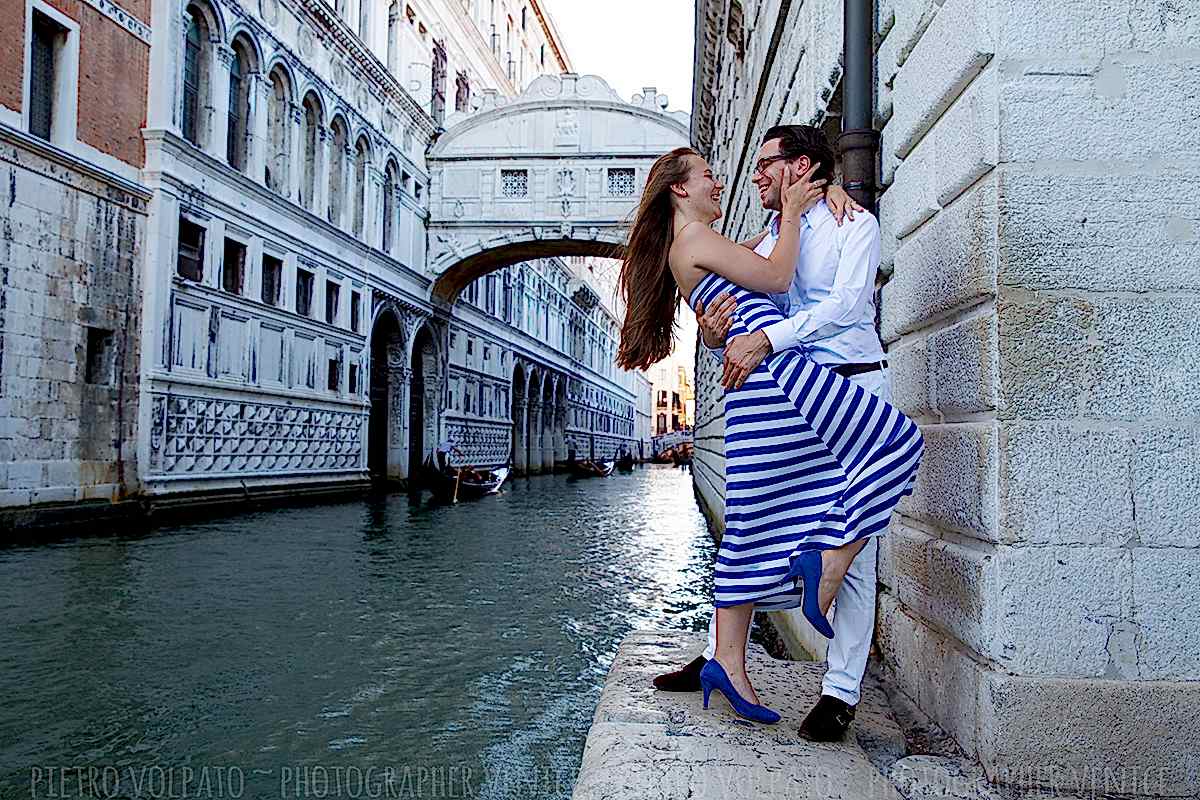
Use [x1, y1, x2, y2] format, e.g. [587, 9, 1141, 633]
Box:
[760, 214, 881, 354]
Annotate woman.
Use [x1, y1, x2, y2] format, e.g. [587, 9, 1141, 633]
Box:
[616, 148, 924, 723]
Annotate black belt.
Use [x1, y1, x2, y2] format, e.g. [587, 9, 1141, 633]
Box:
[831, 360, 888, 378]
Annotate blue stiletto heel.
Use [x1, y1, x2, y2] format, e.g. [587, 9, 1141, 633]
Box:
[797, 549, 836, 639]
[698, 659, 781, 724]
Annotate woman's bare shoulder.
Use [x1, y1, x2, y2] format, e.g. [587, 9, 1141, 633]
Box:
[669, 224, 710, 299]
[670, 221, 716, 265]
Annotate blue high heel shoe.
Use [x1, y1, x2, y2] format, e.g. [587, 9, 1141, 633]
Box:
[797, 549, 836, 639]
[699, 659, 781, 724]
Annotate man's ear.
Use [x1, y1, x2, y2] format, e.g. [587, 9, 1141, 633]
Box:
[793, 155, 812, 176]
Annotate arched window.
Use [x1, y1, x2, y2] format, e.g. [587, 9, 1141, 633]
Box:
[352, 135, 370, 238]
[382, 160, 398, 253]
[328, 117, 348, 224]
[301, 93, 321, 211]
[226, 39, 253, 170]
[182, 9, 208, 146]
[266, 67, 291, 193]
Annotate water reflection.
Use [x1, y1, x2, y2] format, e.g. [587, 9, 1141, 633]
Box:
[0, 466, 726, 799]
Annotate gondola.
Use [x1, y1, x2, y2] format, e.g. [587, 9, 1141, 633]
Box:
[421, 455, 509, 503]
[615, 453, 636, 472]
[569, 459, 615, 478]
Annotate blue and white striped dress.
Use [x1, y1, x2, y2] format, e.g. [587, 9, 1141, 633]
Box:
[690, 272, 925, 610]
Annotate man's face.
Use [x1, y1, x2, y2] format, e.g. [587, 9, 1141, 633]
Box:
[750, 139, 811, 212]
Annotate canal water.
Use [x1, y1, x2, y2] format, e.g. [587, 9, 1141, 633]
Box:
[0, 466, 741, 799]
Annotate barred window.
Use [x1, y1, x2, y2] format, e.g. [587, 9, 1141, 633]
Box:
[500, 169, 528, 198]
[607, 168, 636, 196]
[29, 11, 64, 141]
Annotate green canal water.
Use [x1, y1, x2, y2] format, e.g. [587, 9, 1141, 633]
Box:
[0, 466, 733, 799]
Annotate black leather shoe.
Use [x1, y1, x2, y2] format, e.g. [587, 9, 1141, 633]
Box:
[797, 695, 856, 742]
[652, 655, 706, 692]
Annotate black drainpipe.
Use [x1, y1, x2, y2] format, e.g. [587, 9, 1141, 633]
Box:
[839, 0, 879, 213]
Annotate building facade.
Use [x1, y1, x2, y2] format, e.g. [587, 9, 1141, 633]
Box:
[0, 0, 152, 509]
[134, 0, 651, 493]
[1, 0, 660, 520]
[691, 0, 1199, 795]
[650, 360, 694, 437]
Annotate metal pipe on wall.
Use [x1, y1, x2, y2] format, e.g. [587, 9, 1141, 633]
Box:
[839, 0, 879, 212]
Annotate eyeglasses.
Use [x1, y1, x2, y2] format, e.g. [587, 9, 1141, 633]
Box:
[752, 154, 790, 176]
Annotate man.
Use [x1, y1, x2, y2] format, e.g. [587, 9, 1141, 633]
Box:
[654, 125, 890, 744]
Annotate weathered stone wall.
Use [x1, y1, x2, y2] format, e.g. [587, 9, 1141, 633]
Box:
[0, 127, 148, 508]
[692, 0, 1200, 794]
[874, 0, 1200, 794]
[0, 0, 150, 168]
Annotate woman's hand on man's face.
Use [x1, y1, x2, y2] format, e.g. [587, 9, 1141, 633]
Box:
[781, 162, 826, 221]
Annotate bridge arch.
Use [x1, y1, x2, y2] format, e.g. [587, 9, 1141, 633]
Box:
[425, 74, 690, 303]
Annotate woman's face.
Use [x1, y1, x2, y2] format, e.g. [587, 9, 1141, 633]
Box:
[677, 155, 725, 223]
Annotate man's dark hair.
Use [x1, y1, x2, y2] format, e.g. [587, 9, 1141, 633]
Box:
[762, 125, 836, 183]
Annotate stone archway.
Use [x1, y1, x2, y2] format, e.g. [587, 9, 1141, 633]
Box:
[511, 363, 528, 475]
[541, 377, 555, 472]
[526, 367, 544, 474]
[425, 73, 690, 305]
[554, 377, 568, 468]
[408, 323, 441, 475]
[368, 308, 405, 481]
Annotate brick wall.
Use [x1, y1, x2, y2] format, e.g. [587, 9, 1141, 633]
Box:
[0, 0, 149, 167]
[0, 0, 26, 113]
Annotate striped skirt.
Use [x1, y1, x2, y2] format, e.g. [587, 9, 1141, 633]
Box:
[689, 272, 925, 610]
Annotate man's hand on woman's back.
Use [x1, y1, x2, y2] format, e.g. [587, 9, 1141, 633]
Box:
[695, 292, 736, 350]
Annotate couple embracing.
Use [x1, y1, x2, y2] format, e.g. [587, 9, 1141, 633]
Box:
[616, 125, 924, 741]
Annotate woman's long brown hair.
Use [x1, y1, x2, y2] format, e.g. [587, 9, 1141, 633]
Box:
[616, 147, 699, 371]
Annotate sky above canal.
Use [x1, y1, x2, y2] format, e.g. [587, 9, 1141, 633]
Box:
[546, 0, 699, 367]
[544, 0, 695, 113]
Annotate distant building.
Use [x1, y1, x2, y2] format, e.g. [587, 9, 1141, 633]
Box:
[0, 0, 668, 523]
[651, 360, 694, 437]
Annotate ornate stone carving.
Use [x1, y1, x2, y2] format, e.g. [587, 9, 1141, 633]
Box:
[554, 109, 579, 147]
[556, 168, 576, 196]
[147, 392, 365, 476]
[298, 26, 315, 58]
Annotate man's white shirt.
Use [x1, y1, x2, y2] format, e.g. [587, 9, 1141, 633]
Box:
[706, 198, 886, 367]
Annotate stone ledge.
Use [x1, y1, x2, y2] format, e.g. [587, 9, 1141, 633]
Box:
[0, 479, 374, 537]
[573, 630, 905, 800]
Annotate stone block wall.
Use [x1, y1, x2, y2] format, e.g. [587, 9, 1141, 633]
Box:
[692, 0, 1200, 793]
[0, 128, 148, 509]
[874, 0, 1200, 794]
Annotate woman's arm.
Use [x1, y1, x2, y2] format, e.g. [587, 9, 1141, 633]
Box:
[674, 163, 824, 293]
[675, 223, 798, 293]
[738, 229, 769, 250]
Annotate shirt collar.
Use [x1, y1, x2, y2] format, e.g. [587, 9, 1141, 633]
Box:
[769, 199, 825, 235]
